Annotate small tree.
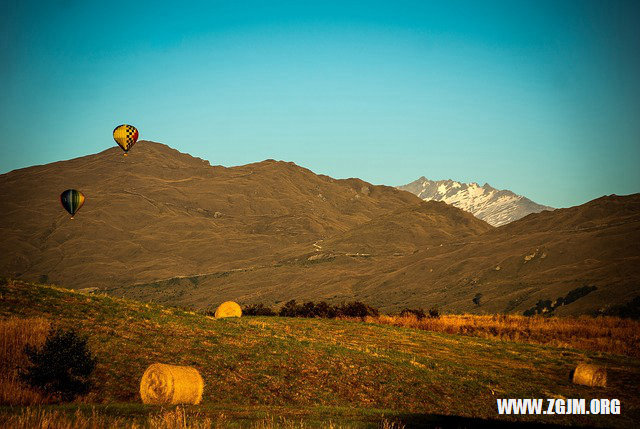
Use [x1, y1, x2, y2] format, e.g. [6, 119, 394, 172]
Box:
[21, 327, 96, 402]
[473, 293, 483, 307]
[399, 308, 426, 320]
[279, 300, 300, 317]
[338, 301, 379, 319]
[299, 301, 318, 318]
[428, 306, 440, 318]
[313, 301, 337, 318]
[242, 303, 276, 316]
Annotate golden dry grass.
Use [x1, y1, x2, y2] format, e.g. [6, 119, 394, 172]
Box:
[0, 317, 51, 405]
[0, 317, 50, 368]
[365, 314, 640, 358]
[0, 407, 221, 429]
[145, 407, 222, 429]
[0, 406, 402, 428]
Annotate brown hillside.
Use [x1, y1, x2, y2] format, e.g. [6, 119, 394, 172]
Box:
[322, 200, 492, 255]
[112, 195, 640, 315]
[0, 141, 449, 290]
[1, 142, 638, 315]
[378, 193, 640, 314]
[497, 194, 640, 233]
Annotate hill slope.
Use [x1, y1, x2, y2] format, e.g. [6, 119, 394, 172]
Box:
[1, 143, 638, 315]
[0, 141, 437, 289]
[114, 194, 640, 315]
[2, 280, 639, 427]
[398, 177, 553, 226]
[321, 200, 493, 255]
[377, 194, 640, 314]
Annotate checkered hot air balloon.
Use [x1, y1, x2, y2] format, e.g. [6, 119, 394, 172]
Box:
[60, 189, 85, 219]
[113, 124, 139, 155]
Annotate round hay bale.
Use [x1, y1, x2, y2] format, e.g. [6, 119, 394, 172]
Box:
[214, 301, 242, 318]
[572, 363, 607, 388]
[140, 363, 203, 404]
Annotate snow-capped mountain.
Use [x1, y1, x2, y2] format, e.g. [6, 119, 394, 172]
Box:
[397, 177, 553, 227]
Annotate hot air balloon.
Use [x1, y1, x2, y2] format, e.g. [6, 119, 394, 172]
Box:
[60, 189, 85, 219]
[113, 124, 139, 155]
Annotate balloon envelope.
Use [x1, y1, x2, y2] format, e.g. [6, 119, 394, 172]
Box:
[113, 124, 139, 153]
[60, 189, 85, 217]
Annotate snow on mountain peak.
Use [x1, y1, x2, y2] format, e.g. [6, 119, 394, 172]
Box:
[397, 177, 553, 227]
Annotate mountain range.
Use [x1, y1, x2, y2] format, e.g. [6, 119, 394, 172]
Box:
[398, 177, 554, 226]
[1, 141, 638, 315]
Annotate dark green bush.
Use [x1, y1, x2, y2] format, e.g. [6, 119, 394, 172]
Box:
[598, 296, 640, 319]
[312, 301, 337, 318]
[472, 293, 483, 306]
[243, 303, 276, 316]
[21, 327, 96, 402]
[276, 300, 378, 319]
[402, 308, 427, 320]
[428, 306, 440, 318]
[400, 308, 426, 320]
[338, 301, 379, 318]
[279, 300, 300, 317]
[562, 285, 597, 306]
[524, 286, 598, 316]
[523, 299, 553, 316]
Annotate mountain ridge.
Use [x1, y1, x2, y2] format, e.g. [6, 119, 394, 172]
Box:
[0, 141, 465, 289]
[398, 176, 553, 226]
[1, 141, 638, 315]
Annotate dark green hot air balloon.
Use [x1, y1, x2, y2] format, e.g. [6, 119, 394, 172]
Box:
[60, 189, 85, 219]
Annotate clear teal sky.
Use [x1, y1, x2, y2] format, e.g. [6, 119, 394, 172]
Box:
[2, 1, 639, 207]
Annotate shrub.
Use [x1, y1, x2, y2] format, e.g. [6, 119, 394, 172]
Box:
[276, 300, 379, 319]
[279, 300, 300, 317]
[428, 306, 440, 318]
[523, 299, 554, 316]
[338, 301, 379, 319]
[598, 296, 640, 319]
[21, 327, 96, 402]
[299, 301, 318, 318]
[472, 293, 483, 306]
[242, 303, 276, 316]
[562, 285, 597, 306]
[399, 308, 426, 320]
[524, 286, 599, 316]
[312, 301, 338, 318]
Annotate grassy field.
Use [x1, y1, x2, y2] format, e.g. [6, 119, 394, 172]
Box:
[368, 313, 640, 358]
[1, 279, 639, 428]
